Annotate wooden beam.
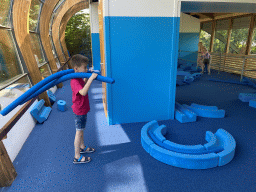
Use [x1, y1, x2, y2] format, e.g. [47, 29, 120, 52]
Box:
[225, 19, 233, 53]
[0, 141, 17, 187]
[13, 0, 51, 106]
[245, 14, 256, 55]
[209, 20, 216, 52]
[52, 0, 89, 69]
[40, 0, 63, 75]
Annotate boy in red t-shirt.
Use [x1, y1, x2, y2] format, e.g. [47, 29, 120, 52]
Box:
[70, 54, 98, 164]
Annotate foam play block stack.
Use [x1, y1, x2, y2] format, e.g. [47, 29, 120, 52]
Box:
[30, 99, 52, 123]
[238, 93, 256, 102]
[175, 102, 197, 123]
[184, 103, 225, 118]
[141, 120, 236, 169]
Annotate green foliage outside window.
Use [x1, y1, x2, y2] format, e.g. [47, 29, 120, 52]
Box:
[65, 12, 92, 66]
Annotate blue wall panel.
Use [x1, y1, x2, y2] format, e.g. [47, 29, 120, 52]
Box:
[91, 33, 101, 71]
[178, 33, 199, 66]
[104, 17, 180, 125]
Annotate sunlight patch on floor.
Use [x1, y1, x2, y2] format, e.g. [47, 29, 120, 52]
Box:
[103, 155, 148, 192]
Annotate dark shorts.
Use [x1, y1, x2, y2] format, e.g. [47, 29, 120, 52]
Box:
[74, 113, 87, 131]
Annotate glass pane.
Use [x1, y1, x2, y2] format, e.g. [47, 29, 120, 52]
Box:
[39, 64, 52, 78]
[213, 20, 229, 53]
[0, 75, 31, 122]
[29, 0, 42, 31]
[29, 33, 46, 65]
[55, 57, 61, 69]
[229, 17, 250, 54]
[0, 29, 23, 84]
[200, 22, 212, 51]
[0, 0, 11, 27]
[250, 18, 256, 55]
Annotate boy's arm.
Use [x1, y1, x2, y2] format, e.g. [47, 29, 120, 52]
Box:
[79, 73, 98, 96]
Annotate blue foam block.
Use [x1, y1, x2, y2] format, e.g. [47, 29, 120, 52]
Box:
[57, 100, 67, 112]
[175, 103, 197, 123]
[184, 104, 225, 118]
[47, 90, 56, 104]
[141, 122, 155, 153]
[30, 99, 52, 123]
[153, 125, 167, 142]
[149, 144, 219, 169]
[249, 99, 256, 108]
[215, 129, 236, 166]
[141, 121, 236, 169]
[238, 93, 256, 102]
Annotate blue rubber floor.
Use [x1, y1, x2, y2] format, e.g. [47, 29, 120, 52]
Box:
[2, 70, 256, 192]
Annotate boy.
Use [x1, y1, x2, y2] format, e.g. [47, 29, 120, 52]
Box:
[70, 54, 98, 164]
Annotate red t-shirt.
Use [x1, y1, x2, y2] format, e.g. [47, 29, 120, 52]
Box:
[70, 78, 90, 115]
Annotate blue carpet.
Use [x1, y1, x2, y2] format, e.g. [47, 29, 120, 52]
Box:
[2, 70, 256, 192]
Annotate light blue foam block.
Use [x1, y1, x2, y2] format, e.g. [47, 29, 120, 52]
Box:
[238, 93, 256, 102]
[249, 99, 256, 108]
[184, 104, 225, 118]
[30, 99, 52, 123]
[149, 144, 219, 169]
[215, 129, 236, 166]
[175, 102, 197, 123]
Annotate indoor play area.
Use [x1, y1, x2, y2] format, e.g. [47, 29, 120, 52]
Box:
[0, 0, 256, 192]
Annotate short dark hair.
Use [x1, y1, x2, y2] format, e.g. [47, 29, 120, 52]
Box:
[71, 54, 89, 68]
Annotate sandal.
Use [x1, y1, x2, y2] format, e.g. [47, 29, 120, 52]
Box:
[80, 146, 95, 154]
[73, 155, 91, 164]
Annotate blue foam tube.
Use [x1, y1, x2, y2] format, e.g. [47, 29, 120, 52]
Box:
[22, 73, 115, 104]
[0, 69, 74, 116]
[1, 72, 115, 116]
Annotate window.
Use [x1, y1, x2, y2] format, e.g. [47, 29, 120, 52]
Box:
[250, 17, 256, 55]
[213, 19, 229, 53]
[39, 64, 51, 78]
[30, 33, 46, 65]
[229, 17, 250, 54]
[29, 0, 42, 32]
[0, 0, 11, 27]
[200, 22, 212, 51]
[0, 29, 23, 83]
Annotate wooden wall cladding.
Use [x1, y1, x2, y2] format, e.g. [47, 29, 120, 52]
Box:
[59, 2, 88, 60]
[52, 0, 89, 66]
[40, 0, 60, 72]
[13, 0, 50, 106]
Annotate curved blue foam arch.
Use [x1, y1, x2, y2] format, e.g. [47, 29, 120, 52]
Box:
[21, 73, 115, 104]
[141, 120, 236, 169]
[0, 69, 74, 116]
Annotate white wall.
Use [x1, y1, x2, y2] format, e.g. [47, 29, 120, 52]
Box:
[90, 2, 99, 33]
[104, 0, 179, 17]
[0, 86, 57, 162]
[179, 13, 200, 33]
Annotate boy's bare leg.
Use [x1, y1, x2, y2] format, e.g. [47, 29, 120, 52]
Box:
[74, 130, 87, 161]
[208, 65, 211, 74]
[80, 131, 85, 149]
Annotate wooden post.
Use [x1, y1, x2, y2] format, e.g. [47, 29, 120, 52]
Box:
[13, 0, 51, 106]
[0, 141, 17, 187]
[245, 14, 256, 55]
[209, 20, 216, 53]
[225, 19, 233, 54]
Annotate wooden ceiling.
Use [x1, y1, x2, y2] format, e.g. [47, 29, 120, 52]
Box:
[185, 12, 253, 21]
